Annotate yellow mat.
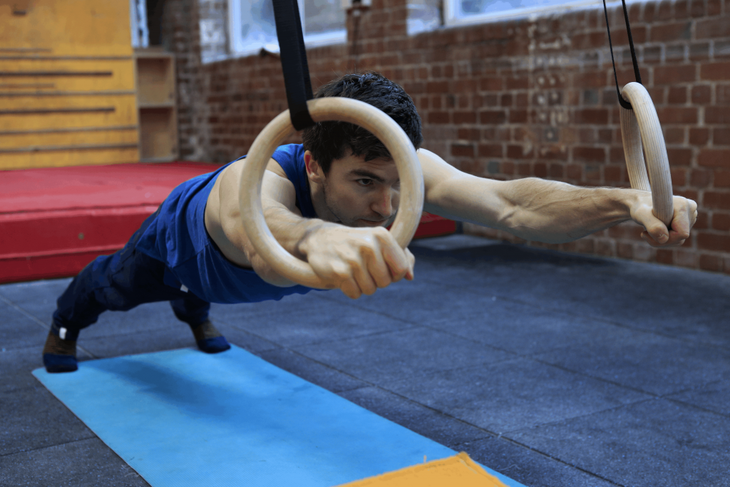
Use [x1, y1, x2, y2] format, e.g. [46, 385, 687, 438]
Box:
[337, 452, 507, 487]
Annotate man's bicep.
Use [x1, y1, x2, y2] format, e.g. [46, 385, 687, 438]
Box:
[418, 149, 507, 223]
[217, 158, 299, 240]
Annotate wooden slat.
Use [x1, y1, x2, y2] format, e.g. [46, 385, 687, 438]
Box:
[0, 83, 55, 89]
[0, 107, 115, 115]
[138, 101, 175, 108]
[0, 143, 138, 154]
[0, 59, 135, 91]
[0, 127, 138, 150]
[0, 56, 132, 61]
[0, 146, 140, 170]
[0, 125, 137, 136]
[0, 70, 113, 76]
[0, 90, 135, 97]
[0, 48, 53, 53]
[0, 94, 137, 131]
[0, 93, 133, 109]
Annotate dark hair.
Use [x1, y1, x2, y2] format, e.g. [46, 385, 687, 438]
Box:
[301, 72, 423, 174]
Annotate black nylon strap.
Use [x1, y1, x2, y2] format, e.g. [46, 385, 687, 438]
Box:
[272, 0, 315, 130]
[603, 0, 642, 110]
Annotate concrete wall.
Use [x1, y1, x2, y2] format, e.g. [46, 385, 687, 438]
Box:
[159, 0, 730, 274]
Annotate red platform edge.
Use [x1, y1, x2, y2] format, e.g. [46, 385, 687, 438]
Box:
[0, 163, 455, 284]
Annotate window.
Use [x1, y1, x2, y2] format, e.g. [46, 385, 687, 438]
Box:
[130, 0, 149, 48]
[444, 0, 627, 27]
[228, 0, 346, 56]
[407, 0, 442, 35]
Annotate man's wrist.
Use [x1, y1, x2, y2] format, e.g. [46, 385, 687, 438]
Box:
[619, 187, 647, 221]
[295, 220, 329, 260]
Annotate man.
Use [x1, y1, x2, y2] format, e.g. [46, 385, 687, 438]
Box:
[42, 72, 698, 373]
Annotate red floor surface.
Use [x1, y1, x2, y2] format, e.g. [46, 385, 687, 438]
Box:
[0, 162, 455, 284]
[0, 162, 222, 284]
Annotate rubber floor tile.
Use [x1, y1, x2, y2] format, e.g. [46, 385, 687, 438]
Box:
[338, 386, 491, 448]
[0, 386, 93, 456]
[508, 398, 730, 487]
[0, 278, 71, 322]
[381, 358, 650, 434]
[0, 302, 49, 348]
[534, 326, 730, 395]
[258, 348, 370, 393]
[667, 379, 730, 416]
[463, 435, 618, 487]
[0, 438, 149, 487]
[293, 327, 512, 387]
[220, 299, 415, 348]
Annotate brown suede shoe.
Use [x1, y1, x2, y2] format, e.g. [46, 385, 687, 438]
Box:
[190, 320, 231, 354]
[42, 331, 78, 373]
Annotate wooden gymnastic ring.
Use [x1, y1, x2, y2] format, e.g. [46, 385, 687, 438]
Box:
[239, 97, 424, 289]
[618, 82, 674, 226]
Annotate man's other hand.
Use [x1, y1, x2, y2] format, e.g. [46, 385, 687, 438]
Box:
[632, 194, 698, 247]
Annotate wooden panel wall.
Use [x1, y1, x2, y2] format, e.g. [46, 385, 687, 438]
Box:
[0, 0, 139, 170]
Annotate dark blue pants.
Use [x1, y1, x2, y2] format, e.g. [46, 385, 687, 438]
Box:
[51, 210, 210, 340]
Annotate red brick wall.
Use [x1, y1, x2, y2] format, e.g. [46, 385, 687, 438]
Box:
[161, 0, 730, 274]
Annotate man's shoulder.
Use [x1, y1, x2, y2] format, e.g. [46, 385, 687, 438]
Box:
[272, 144, 305, 168]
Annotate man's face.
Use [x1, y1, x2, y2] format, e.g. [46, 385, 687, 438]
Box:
[312, 151, 401, 228]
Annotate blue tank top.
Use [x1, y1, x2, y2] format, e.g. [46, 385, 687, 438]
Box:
[135, 144, 317, 304]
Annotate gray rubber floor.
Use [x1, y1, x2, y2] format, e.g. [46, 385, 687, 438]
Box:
[2, 234, 729, 487]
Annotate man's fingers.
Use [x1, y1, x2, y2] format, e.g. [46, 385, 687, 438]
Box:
[641, 230, 687, 247]
[633, 195, 698, 248]
[404, 248, 415, 280]
[645, 197, 697, 247]
[363, 243, 393, 289]
[676, 197, 698, 238]
[352, 255, 379, 296]
[644, 218, 670, 245]
[373, 230, 410, 281]
[339, 276, 362, 299]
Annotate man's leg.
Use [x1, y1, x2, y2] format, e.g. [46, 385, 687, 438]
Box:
[43, 210, 162, 373]
[43, 246, 175, 372]
[44, 245, 231, 372]
[170, 295, 230, 353]
[42, 253, 118, 372]
[43, 207, 228, 372]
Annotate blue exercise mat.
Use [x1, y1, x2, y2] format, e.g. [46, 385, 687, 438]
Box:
[33, 346, 523, 487]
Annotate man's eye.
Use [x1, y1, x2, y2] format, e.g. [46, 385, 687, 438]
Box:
[356, 179, 374, 186]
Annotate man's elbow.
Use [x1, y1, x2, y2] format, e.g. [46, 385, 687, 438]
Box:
[250, 254, 298, 288]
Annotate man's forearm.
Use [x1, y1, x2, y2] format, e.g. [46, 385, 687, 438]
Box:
[262, 205, 330, 260]
[433, 176, 642, 244]
[236, 204, 329, 288]
[496, 178, 640, 243]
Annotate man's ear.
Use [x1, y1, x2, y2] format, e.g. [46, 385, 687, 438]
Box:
[304, 150, 325, 184]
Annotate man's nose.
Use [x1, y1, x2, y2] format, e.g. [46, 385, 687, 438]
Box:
[372, 188, 395, 218]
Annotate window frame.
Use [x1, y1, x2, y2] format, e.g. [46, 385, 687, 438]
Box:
[228, 0, 347, 57]
[442, 0, 627, 28]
